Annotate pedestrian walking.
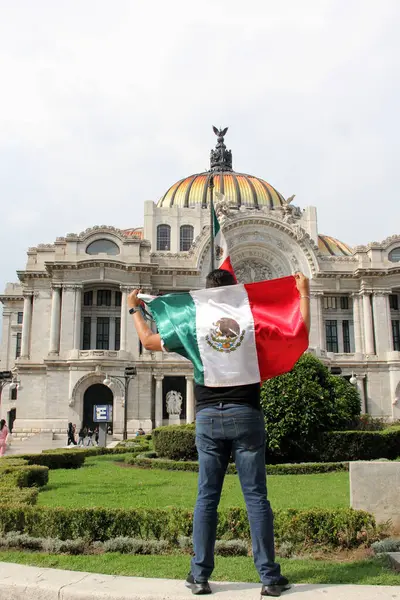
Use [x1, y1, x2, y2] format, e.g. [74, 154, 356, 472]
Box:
[86, 427, 94, 446]
[0, 419, 9, 457]
[77, 427, 86, 446]
[128, 271, 310, 597]
[67, 422, 76, 446]
[94, 427, 99, 446]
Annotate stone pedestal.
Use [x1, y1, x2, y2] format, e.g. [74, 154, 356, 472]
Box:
[168, 415, 181, 426]
[350, 461, 400, 529]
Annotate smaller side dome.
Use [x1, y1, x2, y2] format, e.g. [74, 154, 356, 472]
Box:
[318, 235, 352, 256]
[123, 227, 143, 239]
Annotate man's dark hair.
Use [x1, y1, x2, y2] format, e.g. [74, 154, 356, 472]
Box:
[206, 269, 236, 288]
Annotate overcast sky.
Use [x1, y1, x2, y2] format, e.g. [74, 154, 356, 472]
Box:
[1, 0, 399, 299]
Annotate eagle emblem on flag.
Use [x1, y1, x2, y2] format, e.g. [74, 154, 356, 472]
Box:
[205, 318, 245, 353]
[215, 245, 224, 260]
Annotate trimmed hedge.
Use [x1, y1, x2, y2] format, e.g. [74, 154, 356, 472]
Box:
[42, 447, 133, 459]
[319, 428, 400, 462]
[0, 505, 381, 549]
[4, 451, 86, 470]
[0, 464, 49, 488]
[0, 488, 39, 506]
[126, 456, 349, 475]
[153, 425, 196, 461]
[152, 424, 400, 463]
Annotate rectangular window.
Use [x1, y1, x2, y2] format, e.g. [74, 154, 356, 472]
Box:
[342, 320, 351, 353]
[392, 320, 400, 351]
[15, 333, 22, 358]
[17, 312, 23, 324]
[389, 294, 399, 310]
[340, 296, 349, 310]
[325, 320, 338, 353]
[83, 291, 93, 306]
[83, 317, 91, 350]
[323, 296, 337, 310]
[115, 317, 121, 351]
[96, 317, 110, 349]
[97, 290, 111, 306]
[115, 291, 122, 307]
[11, 386, 17, 400]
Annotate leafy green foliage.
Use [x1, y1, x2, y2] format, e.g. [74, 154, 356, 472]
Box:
[0, 504, 380, 549]
[320, 428, 400, 461]
[4, 451, 86, 470]
[127, 455, 349, 475]
[260, 354, 361, 461]
[153, 424, 197, 460]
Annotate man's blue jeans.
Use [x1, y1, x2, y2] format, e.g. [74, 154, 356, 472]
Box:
[191, 403, 281, 585]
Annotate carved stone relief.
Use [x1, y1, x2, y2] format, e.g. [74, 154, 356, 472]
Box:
[235, 261, 274, 283]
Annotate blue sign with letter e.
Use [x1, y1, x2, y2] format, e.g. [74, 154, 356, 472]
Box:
[93, 405, 112, 422]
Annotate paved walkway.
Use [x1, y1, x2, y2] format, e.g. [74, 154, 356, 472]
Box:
[0, 563, 398, 600]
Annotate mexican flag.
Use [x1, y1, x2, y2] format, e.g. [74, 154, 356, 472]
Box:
[141, 276, 308, 386]
[213, 202, 236, 280]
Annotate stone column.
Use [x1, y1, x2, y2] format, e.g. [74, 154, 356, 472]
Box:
[73, 286, 82, 351]
[318, 294, 325, 350]
[154, 374, 164, 428]
[20, 293, 33, 358]
[59, 285, 76, 354]
[362, 292, 375, 354]
[0, 309, 12, 369]
[49, 285, 62, 354]
[352, 293, 363, 355]
[372, 291, 391, 357]
[186, 375, 195, 424]
[120, 286, 128, 352]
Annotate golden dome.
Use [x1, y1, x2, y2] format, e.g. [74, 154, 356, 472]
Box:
[158, 171, 285, 209]
[157, 126, 285, 209]
[318, 235, 352, 256]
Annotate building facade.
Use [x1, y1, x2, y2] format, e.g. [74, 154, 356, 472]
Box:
[1, 130, 400, 437]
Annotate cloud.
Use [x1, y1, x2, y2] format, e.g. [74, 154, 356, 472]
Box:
[0, 0, 399, 309]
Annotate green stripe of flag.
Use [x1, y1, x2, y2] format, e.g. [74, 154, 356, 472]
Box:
[147, 293, 204, 385]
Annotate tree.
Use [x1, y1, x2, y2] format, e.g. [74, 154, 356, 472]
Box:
[260, 354, 361, 462]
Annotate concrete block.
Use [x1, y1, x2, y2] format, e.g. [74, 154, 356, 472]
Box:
[388, 552, 400, 571]
[350, 461, 400, 529]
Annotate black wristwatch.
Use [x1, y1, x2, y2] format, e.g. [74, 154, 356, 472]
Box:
[129, 307, 141, 314]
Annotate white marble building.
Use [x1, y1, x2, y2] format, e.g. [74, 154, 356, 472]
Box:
[1, 129, 400, 437]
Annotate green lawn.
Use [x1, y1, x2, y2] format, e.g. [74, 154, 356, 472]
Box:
[0, 551, 397, 585]
[37, 454, 349, 510]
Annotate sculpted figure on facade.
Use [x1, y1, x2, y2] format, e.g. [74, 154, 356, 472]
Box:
[235, 260, 273, 283]
[166, 390, 183, 415]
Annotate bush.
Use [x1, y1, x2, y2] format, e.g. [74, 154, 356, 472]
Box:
[319, 428, 400, 462]
[372, 538, 400, 554]
[127, 455, 349, 475]
[4, 451, 86, 470]
[0, 488, 39, 506]
[261, 354, 361, 462]
[41, 538, 87, 555]
[153, 424, 197, 461]
[0, 505, 382, 549]
[0, 464, 49, 488]
[215, 539, 249, 556]
[103, 537, 170, 555]
[352, 414, 388, 431]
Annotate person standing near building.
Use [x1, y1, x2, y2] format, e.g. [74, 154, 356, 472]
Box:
[127, 271, 310, 597]
[0, 419, 9, 457]
[66, 422, 76, 446]
[77, 427, 86, 446]
[86, 427, 94, 446]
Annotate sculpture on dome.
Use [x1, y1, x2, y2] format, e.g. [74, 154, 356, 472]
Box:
[210, 126, 233, 172]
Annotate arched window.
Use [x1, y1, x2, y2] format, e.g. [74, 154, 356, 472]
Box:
[180, 225, 194, 251]
[389, 247, 400, 263]
[157, 225, 171, 251]
[86, 239, 120, 255]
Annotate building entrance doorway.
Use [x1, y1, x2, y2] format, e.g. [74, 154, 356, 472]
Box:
[83, 384, 113, 432]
